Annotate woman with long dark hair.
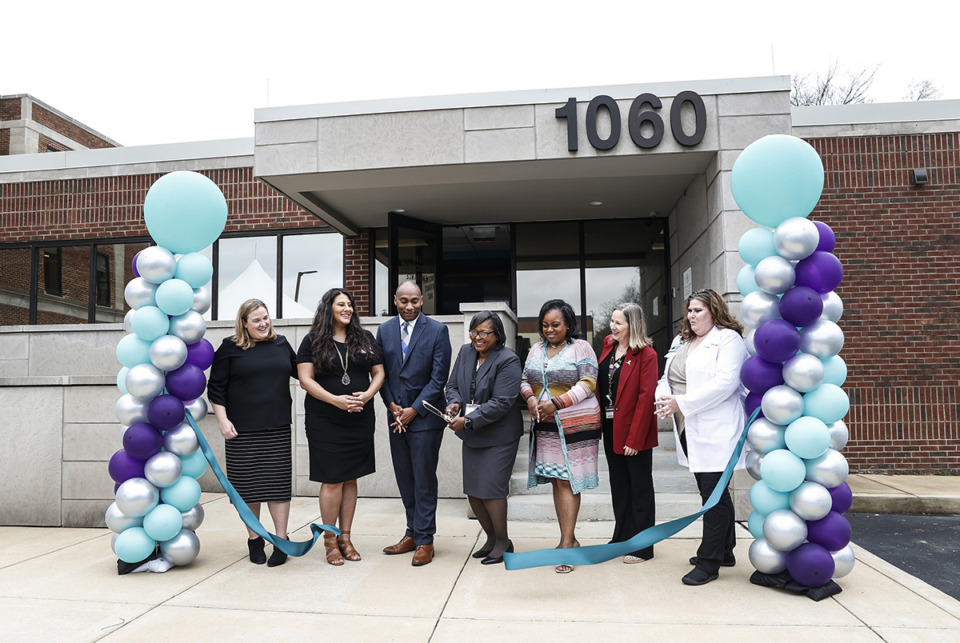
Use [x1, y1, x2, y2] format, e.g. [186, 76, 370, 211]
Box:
[297, 288, 384, 566]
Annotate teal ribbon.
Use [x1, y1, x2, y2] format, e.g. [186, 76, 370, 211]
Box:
[185, 412, 339, 557]
[504, 408, 759, 570]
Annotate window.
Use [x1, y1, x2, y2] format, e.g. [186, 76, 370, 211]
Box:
[95, 252, 110, 307]
[42, 248, 62, 296]
[282, 233, 344, 319]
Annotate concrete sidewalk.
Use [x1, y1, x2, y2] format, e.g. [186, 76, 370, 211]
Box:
[2, 492, 960, 642]
[848, 474, 960, 515]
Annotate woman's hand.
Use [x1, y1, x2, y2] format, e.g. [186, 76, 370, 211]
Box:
[218, 418, 238, 440]
[444, 402, 461, 417]
[656, 395, 679, 419]
[331, 394, 359, 412]
[536, 398, 557, 419]
[623, 446, 639, 456]
[526, 397, 540, 423]
[447, 416, 466, 432]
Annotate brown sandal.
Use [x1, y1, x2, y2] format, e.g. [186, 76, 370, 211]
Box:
[324, 532, 344, 566]
[337, 531, 361, 561]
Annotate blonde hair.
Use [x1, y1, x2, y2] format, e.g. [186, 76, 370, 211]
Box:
[234, 299, 276, 350]
[614, 302, 653, 350]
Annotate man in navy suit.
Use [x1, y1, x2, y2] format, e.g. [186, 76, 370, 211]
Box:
[376, 281, 451, 566]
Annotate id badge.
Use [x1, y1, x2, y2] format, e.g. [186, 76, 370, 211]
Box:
[464, 403, 480, 417]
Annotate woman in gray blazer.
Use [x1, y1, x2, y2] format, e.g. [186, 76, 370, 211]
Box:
[444, 311, 523, 565]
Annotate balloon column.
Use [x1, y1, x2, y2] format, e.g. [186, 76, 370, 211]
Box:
[107, 171, 227, 568]
[731, 135, 855, 588]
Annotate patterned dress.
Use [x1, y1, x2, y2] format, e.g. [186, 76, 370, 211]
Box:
[521, 338, 602, 494]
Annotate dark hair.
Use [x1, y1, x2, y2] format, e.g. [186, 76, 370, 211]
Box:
[309, 288, 378, 373]
[470, 310, 506, 349]
[681, 288, 744, 340]
[537, 299, 581, 343]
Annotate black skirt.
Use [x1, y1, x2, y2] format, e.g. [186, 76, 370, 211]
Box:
[462, 437, 521, 499]
[224, 426, 292, 503]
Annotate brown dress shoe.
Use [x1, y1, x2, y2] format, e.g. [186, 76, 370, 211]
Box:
[383, 535, 416, 555]
[411, 544, 434, 566]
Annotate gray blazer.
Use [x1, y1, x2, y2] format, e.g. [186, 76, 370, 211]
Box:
[445, 343, 523, 449]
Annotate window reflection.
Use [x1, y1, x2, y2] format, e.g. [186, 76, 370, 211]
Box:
[94, 242, 149, 323]
[37, 245, 90, 324]
[217, 236, 277, 322]
[282, 233, 344, 318]
[0, 248, 32, 325]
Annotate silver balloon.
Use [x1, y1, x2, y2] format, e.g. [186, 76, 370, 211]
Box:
[828, 420, 849, 451]
[831, 543, 856, 578]
[160, 528, 201, 565]
[145, 452, 184, 488]
[125, 363, 166, 401]
[789, 481, 833, 521]
[774, 217, 820, 261]
[745, 448, 763, 480]
[184, 396, 209, 421]
[116, 394, 148, 426]
[754, 256, 796, 295]
[761, 385, 804, 426]
[820, 292, 844, 323]
[740, 291, 782, 329]
[804, 448, 849, 488]
[181, 503, 205, 531]
[150, 334, 188, 372]
[124, 278, 158, 310]
[749, 537, 789, 574]
[800, 320, 844, 359]
[762, 509, 807, 551]
[782, 353, 825, 392]
[746, 418, 786, 455]
[169, 311, 206, 345]
[164, 420, 200, 456]
[111, 532, 120, 552]
[115, 477, 159, 517]
[137, 246, 177, 285]
[191, 285, 211, 315]
[123, 309, 136, 334]
[744, 328, 757, 356]
[105, 501, 144, 533]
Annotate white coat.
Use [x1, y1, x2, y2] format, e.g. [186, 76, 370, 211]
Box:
[655, 326, 747, 473]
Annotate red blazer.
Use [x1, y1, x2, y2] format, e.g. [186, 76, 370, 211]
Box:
[598, 336, 658, 454]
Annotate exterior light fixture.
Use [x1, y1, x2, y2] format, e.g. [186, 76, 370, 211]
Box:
[911, 169, 928, 185]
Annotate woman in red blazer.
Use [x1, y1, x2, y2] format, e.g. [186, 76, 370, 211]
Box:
[597, 302, 659, 562]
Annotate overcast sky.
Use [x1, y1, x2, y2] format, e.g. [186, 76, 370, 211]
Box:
[5, 0, 957, 147]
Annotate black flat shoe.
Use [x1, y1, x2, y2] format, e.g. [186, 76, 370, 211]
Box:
[247, 536, 266, 565]
[689, 555, 735, 567]
[682, 568, 719, 586]
[481, 541, 514, 565]
[472, 547, 493, 559]
[267, 547, 287, 567]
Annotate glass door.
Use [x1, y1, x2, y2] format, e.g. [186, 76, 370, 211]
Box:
[388, 212, 442, 315]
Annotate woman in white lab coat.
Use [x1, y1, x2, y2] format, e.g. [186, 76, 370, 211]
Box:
[655, 288, 746, 586]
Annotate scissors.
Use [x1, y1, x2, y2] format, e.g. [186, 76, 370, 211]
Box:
[422, 400, 457, 424]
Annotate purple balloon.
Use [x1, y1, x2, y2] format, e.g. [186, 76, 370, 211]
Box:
[114, 482, 121, 493]
[186, 338, 215, 371]
[745, 390, 764, 417]
[131, 250, 142, 278]
[779, 286, 824, 327]
[795, 251, 844, 294]
[166, 364, 207, 401]
[147, 394, 185, 431]
[787, 542, 836, 587]
[814, 221, 836, 253]
[741, 356, 785, 394]
[829, 481, 853, 514]
[806, 511, 852, 551]
[754, 319, 802, 363]
[108, 449, 146, 484]
[122, 422, 164, 460]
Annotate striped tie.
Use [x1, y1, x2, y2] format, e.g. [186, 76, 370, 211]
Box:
[401, 322, 410, 361]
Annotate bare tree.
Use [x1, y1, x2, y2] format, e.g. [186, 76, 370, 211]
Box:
[904, 80, 941, 101]
[791, 62, 878, 106]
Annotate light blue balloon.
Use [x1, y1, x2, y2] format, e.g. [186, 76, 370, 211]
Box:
[117, 367, 130, 395]
[759, 448, 807, 493]
[113, 526, 157, 563]
[738, 227, 777, 265]
[750, 480, 792, 514]
[131, 306, 170, 342]
[160, 475, 202, 512]
[748, 510, 766, 538]
[143, 504, 184, 542]
[143, 171, 228, 254]
[785, 416, 831, 460]
[822, 355, 848, 386]
[803, 384, 850, 424]
[737, 264, 759, 296]
[175, 253, 214, 289]
[117, 334, 153, 368]
[180, 448, 209, 479]
[731, 135, 825, 228]
[155, 279, 196, 317]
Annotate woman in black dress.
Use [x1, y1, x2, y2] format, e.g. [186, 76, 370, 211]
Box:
[208, 299, 297, 567]
[297, 288, 384, 566]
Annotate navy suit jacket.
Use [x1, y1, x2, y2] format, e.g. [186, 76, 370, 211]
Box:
[376, 314, 452, 432]
[445, 343, 523, 449]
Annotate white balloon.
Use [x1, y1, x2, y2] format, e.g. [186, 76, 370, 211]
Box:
[754, 256, 796, 295]
[160, 529, 201, 566]
[789, 481, 833, 521]
[181, 504, 205, 531]
[774, 217, 820, 260]
[116, 394, 147, 426]
[115, 477, 160, 517]
[800, 319, 844, 359]
[125, 363, 166, 401]
[184, 397, 209, 421]
[762, 509, 807, 551]
[124, 278, 158, 310]
[831, 544, 856, 578]
[749, 537, 789, 574]
[761, 385, 804, 425]
[805, 449, 849, 488]
[191, 285, 211, 314]
[820, 292, 844, 323]
[745, 448, 763, 480]
[150, 335, 188, 372]
[164, 420, 200, 456]
[137, 246, 177, 285]
[105, 501, 143, 533]
[782, 353, 825, 392]
[169, 311, 206, 345]
[746, 418, 786, 455]
[745, 328, 757, 356]
[828, 420, 849, 451]
[145, 452, 184, 488]
[123, 309, 136, 334]
[741, 291, 782, 329]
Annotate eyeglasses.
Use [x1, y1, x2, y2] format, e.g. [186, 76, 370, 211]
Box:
[469, 330, 495, 339]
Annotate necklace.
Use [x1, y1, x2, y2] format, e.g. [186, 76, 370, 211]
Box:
[334, 342, 350, 386]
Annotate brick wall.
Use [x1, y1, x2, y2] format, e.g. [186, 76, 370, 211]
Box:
[0, 129, 9, 156]
[31, 104, 115, 150]
[0, 98, 21, 121]
[38, 134, 71, 153]
[807, 133, 960, 474]
[344, 232, 370, 315]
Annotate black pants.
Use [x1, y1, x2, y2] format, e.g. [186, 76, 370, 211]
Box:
[603, 426, 655, 559]
[680, 431, 736, 574]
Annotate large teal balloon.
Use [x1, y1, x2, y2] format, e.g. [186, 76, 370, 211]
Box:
[117, 334, 153, 368]
[174, 253, 214, 289]
[143, 503, 184, 542]
[131, 306, 170, 342]
[822, 355, 848, 386]
[113, 526, 157, 563]
[731, 135, 825, 228]
[160, 475, 202, 511]
[737, 264, 759, 296]
[738, 227, 777, 266]
[785, 416, 831, 459]
[759, 448, 806, 493]
[143, 172, 227, 254]
[750, 480, 792, 514]
[803, 384, 850, 424]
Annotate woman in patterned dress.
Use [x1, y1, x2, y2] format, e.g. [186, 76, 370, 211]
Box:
[521, 299, 602, 573]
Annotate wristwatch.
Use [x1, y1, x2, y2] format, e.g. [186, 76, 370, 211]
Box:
[463, 417, 473, 430]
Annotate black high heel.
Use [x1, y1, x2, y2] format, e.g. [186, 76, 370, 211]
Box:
[472, 546, 493, 559]
[481, 541, 514, 565]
